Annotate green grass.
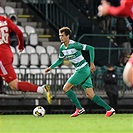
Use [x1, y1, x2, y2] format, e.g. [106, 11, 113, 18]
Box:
[0, 114, 133, 133]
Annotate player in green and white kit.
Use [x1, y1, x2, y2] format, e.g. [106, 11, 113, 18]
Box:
[45, 27, 115, 117]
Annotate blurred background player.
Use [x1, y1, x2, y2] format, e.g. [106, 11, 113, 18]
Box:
[45, 27, 115, 117]
[0, 15, 51, 104]
[98, 0, 133, 19]
[98, 0, 133, 88]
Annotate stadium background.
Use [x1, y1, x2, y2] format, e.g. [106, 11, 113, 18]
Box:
[0, 0, 133, 114]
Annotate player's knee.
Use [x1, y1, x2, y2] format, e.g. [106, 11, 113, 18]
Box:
[85, 88, 95, 99]
[86, 93, 94, 99]
[9, 85, 17, 90]
[8, 79, 18, 90]
[63, 86, 67, 92]
[63, 85, 71, 92]
[63, 82, 73, 92]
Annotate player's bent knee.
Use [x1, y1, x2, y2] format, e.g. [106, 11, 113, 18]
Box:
[8, 79, 18, 90]
[63, 86, 68, 92]
[85, 88, 95, 99]
[63, 82, 73, 92]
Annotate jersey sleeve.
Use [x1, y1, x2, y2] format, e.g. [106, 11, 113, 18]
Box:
[50, 58, 63, 69]
[75, 42, 95, 63]
[58, 46, 65, 59]
[107, 0, 133, 17]
[7, 17, 24, 50]
[50, 46, 64, 69]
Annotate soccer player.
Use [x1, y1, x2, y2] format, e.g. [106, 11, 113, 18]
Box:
[98, 0, 133, 19]
[98, 0, 133, 88]
[0, 15, 52, 104]
[45, 27, 115, 117]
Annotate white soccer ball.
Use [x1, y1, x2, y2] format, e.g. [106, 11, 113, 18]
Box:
[33, 106, 46, 117]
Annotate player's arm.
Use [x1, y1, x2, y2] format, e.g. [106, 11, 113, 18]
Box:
[7, 17, 24, 51]
[85, 45, 94, 63]
[45, 58, 63, 73]
[107, 0, 132, 17]
[51, 47, 64, 69]
[76, 42, 96, 72]
[45, 48, 64, 73]
[85, 44, 96, 72]
[76, 42, 94, 63]
[50, 58, 64, 69]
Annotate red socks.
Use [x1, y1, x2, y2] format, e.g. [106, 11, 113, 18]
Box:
[18, 81, 38, 92]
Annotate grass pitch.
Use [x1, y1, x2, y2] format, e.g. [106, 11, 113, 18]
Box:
[0, 114, 133, 133]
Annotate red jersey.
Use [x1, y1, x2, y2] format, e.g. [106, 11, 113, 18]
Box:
[107, 0, 133, 20]
[0, 16, 24, 64]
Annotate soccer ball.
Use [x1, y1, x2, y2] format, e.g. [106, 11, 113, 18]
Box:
[33, 106, 46, 117]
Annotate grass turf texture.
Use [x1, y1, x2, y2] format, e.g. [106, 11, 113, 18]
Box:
[0, 114, 133, 133]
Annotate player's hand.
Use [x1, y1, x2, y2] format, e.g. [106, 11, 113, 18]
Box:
[97, 0, 110, 17]
[18, 45, 24, 53]
[45, 67, 52, 74]
[18, 49, 23, 52]
[90, 63, 96, 73]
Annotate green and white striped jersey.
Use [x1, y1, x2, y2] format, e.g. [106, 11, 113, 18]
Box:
[50, 40, 94, 70]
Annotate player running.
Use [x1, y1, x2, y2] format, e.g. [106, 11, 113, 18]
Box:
[45, 27, 115, 117]
[0, 15, 52, 104]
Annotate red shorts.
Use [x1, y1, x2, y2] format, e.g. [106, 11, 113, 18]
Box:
[0, 61, 17, 83]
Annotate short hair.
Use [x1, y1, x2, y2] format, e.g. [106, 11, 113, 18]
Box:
[10, 16, 16, 21]
[59, 27, 72, 36]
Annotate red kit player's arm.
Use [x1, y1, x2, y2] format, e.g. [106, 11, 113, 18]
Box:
[107, 0, 133, 17]
[7, 17, 24, 50]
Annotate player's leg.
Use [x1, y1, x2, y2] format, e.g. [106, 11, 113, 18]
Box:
[65, 69, 91, 117]
[63, 82, 85, 117]
[86, 88, 115, 117]
[8, 80, 52, 104]
[1, 64, 52, 104]
[85, 88, 114, 114]
[82, 77, 115, 117]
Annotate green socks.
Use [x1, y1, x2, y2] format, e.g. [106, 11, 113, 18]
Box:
[92, 95, 111, 111]
[65, 89, 82, 109]
[66, 90, 111, 111]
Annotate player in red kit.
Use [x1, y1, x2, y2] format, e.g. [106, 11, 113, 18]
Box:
[98, 0, 133, 19]
[98, 0, 133, 88]
[0, 15, 52, 104]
